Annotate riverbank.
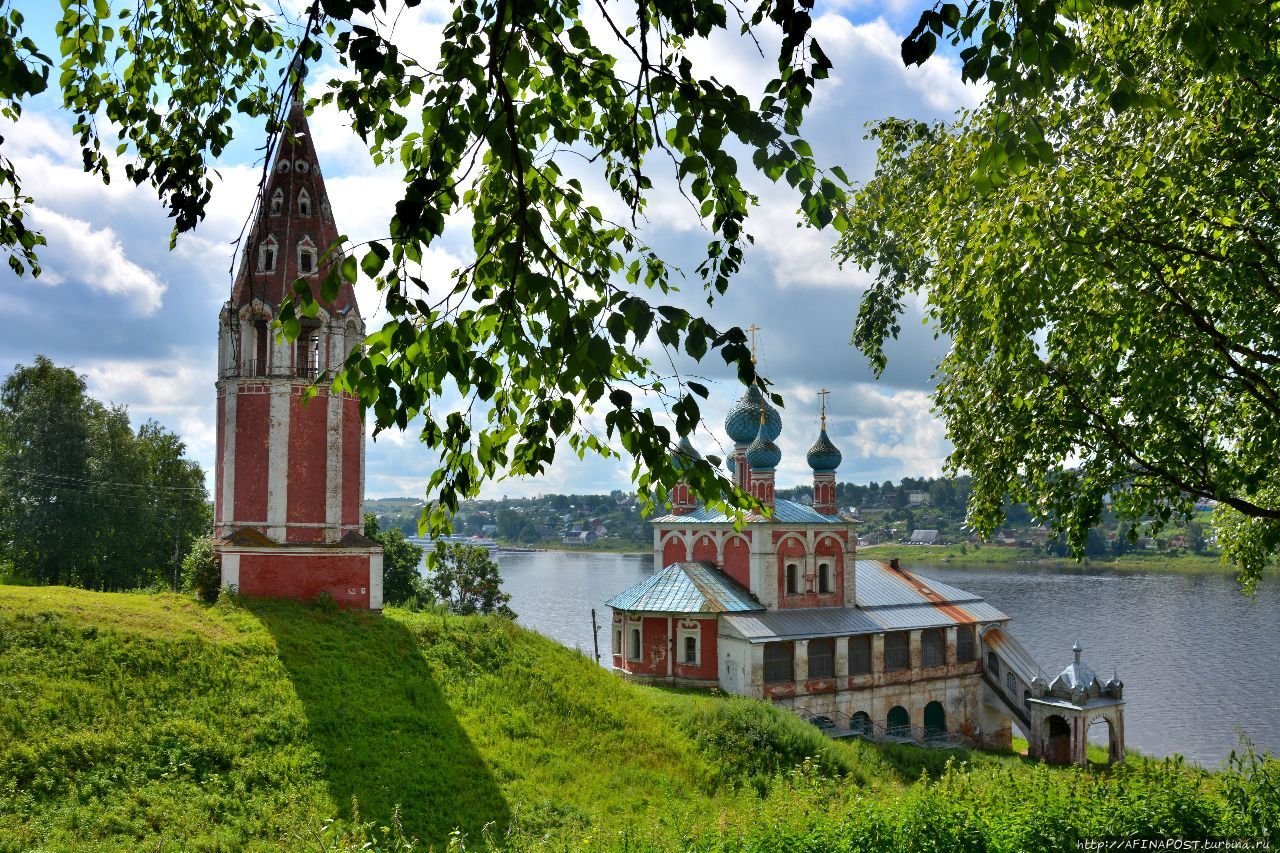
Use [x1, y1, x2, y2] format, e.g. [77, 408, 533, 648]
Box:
[1, 584, 1275, 850]
[857, 543, 1269, 575]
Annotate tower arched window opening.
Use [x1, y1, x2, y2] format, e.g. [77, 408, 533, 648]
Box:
[785, 563, 798, 595]
[257, 237, 278, 272]
[269, 188, 283, 215]
[297, 237, 317, 275]
[298, 188, 311, 215]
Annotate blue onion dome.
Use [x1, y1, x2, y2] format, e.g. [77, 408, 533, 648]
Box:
[672, 434, 702, 471]
[725, 455, 736, 474]
[806, 428, 842, 472]
[744, 420, 782, 471]
[724, 384, 782, 444]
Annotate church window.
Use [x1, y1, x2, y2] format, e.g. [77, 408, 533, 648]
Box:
[296, 159, 310, 173]
[1007, 671, 1018, 696]
[257, 237, 278, 272]
[684, 635, 698, 664]
[298, 188, 311, 215]
[807, 638, 834, 679]
[612, 628, 621, 656]
[763, 642, 793, 683]
[276, 159, 290, 173]
[921, 628, 945, 667]
[297, 237, 317, 275]
[987, 651, 1001, 679]
[849, 635, 872, 675]
[785, 563, 798, 594]
[818, 562, 831, 594]
[956, 625, 976, 663]
[628, 627, 641, 661]
[884, 631, 910, 672]
[269, 188, 283, 215]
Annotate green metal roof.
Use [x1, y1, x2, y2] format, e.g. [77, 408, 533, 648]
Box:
[607, 562, 765, 614]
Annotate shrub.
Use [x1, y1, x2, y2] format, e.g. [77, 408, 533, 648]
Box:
[180, 539, 220, 602]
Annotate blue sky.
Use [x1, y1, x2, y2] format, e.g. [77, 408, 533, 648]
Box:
[1, 1, 981, 499]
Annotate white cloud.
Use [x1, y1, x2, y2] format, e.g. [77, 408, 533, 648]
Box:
[27, 206, 167, 316]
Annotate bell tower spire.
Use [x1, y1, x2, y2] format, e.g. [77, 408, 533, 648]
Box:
[212, 74, 382, 609]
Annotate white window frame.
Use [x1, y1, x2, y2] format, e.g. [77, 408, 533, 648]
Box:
[627, 626, 641, 661]
[257, 237, 278, 272]
[297, 236, 317, 276]
[276, 159, 290, 173]
[295, 159, 311, 173]
[678, 625, 700, 666]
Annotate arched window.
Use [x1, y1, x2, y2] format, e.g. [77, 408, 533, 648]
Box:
[886, 705, 910, 737]
[850, 711, 872, 736]
[269, 188, 283, 215]
[628, 627, 641, 661]
[684, 635, 698, 664]
[763, 642, 793, 683]
[818, 562, 831, 593]
[297, 322, 321, 378]
[612, 628, 621, 656]
[956, 625, 976, 663]
[923, 700, 946, 740]
[921, 628, 945, 667]
[848, 635, 872, 675]
[298, 188, 311, 215]
[884, 631, 910, 672]
[257, 236, 278, 272]
[987, 651, 1001, 679]
[807, 638, 834, 679]
[297, 236, 317, 275]
[1006, 671, 1018, 696]
[785, 563, 798, 594]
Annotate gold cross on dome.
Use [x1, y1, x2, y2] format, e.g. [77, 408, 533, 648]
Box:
[746, 323, 761, 364]
[818, 388, 830, 429]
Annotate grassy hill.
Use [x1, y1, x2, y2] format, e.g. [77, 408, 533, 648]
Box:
[0, 586, 1276, 851]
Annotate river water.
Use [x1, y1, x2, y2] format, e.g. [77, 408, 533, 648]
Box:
[482, 550, 1279, 767]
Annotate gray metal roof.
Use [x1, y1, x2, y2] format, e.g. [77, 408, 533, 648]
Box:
[981, 625, 1043, 684]
[607, 562, 765, 614]
[651, 498, 846, 525]
[721, 560, 1008, 642]
[853, 559, 983, 609]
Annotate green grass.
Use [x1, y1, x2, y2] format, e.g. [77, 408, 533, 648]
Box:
[0, 585, 1276, 851]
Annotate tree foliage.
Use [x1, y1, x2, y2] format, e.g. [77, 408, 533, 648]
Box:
[363, 511, 425, 606]
[0, 0, 857, 535]
[427, 541, 514, 617]
[0, 356, 210, 589]
[838, 2, 1280, 590]
[181, 537, 220, 602]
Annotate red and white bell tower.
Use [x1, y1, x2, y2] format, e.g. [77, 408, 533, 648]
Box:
[212, 84, 382, 609]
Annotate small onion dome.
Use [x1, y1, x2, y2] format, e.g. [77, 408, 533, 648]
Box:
[806, 428, 842, 472]
[725, 384, 782, 445]
[1106, 667, 1123, 690]
[672, 434, 702, 471]
[725, 455, 736, 474]
[745, 420, 782, 471]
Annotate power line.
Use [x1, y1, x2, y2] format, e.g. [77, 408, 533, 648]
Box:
[0, 466, 207, 493]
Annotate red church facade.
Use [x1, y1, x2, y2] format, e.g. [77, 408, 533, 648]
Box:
[212, 90, 382, 609]
[608, 386, 1029, 750]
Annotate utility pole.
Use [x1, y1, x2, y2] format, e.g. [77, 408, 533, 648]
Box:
[590, 608, 601, 665]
